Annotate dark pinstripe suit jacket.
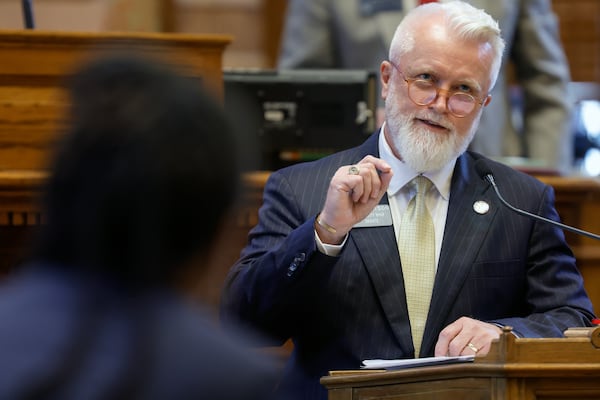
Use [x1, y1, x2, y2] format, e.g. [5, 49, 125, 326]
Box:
[221, 131, 595, 400]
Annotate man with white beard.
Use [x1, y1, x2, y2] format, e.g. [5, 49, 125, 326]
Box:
[221, 2, 596, 400]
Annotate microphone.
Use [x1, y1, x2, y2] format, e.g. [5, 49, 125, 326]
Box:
[22, 0, 35, 29]
[474, 159, 600, 241]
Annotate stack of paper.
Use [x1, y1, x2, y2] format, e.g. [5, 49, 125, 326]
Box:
[361, 355, 475, 370]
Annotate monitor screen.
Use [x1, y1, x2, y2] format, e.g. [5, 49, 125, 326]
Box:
[224, 69, 377, 171]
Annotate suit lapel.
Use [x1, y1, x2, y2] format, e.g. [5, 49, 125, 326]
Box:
[351, 196, 414, 354]
[420, 154, 498, 355]
[344, 131, 414, 354]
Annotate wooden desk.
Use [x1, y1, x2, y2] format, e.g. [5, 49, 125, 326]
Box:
[321, 326, 600, 400]
[0, 170, 45, 277]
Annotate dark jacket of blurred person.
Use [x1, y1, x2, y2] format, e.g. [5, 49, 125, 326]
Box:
[0, 55, 279, 400]
[278, 0, 573, 174]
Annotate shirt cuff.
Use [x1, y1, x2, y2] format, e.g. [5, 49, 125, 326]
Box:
[314, 229, 348, 256]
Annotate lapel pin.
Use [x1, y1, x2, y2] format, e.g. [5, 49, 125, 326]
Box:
[473, 200, 490, 215]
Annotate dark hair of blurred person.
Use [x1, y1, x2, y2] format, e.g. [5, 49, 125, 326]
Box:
[36, 55, 238, 286]
[0, 55, 279, 400]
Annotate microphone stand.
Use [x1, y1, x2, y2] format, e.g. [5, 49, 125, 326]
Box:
[22, 0, 35, 29]
[484, 173, 600, 241]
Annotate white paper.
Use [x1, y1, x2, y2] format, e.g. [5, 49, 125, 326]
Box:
[361, 355, 475, 370]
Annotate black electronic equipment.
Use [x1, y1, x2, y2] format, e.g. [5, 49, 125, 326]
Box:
[224, 69, 377, 171]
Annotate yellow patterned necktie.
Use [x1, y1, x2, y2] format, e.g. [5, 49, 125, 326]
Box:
[399, 175, 435, 357]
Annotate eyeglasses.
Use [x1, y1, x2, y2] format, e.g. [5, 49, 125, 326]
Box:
[389, 62, 488, 118]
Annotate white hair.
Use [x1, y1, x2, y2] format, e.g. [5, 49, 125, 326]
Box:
[389, 1, 505, 89]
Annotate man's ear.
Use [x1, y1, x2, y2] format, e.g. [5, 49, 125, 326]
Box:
[483, 94, 492, 107]
[380, 61, 393, 100]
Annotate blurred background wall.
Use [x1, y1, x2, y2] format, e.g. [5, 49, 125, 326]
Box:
[0, 0, 597, 81]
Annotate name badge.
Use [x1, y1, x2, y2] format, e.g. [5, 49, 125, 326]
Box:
[353, 204, 393, 228]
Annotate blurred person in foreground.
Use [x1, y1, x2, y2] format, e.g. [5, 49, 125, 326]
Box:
[0, 55, 278, 399]
[222, 2, 595, 399]
[278, 0, 574, 174]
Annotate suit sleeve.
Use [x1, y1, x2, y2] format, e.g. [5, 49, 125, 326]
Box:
[511, 0, 572, 172]
[489, 183, 596, 337]
[220, 170, 338, 345]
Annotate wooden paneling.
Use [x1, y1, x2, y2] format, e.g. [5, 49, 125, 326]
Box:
[169, 0, 267, 68]
[263, 0, 288, 68]
[553, 0, 600, 82]
[0, 29, 230, 171]
[0, 0, 164, 32]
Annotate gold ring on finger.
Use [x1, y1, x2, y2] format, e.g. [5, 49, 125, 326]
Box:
[466, 342, 479, 353]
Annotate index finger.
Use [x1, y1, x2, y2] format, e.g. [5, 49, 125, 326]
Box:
[358, 156, 393, 199]
[360, 155, 392, 174]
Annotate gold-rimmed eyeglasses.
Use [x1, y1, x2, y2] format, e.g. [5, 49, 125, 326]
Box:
[389, 62, 489, 118]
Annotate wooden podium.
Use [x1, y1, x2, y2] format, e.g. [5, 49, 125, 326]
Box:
[0, 29, 230, 276]
[321, 326, 600, 400]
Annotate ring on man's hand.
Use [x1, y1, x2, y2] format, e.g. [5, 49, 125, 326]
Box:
[466, 342, 479, 353]
[348, 165, 360, 175]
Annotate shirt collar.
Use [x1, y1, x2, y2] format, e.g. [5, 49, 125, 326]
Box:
[378, 123, 456, 200]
